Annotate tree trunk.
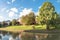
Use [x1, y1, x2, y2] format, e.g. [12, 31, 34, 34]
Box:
[46, 24, 49, 30]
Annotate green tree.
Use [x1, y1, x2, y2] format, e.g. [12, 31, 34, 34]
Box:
[28, 12, 36, 25]
[0, 23, 2, 27]
[9, 21, 12, 26]
[56, 14, 60, 24]
[12, 19, 17, 26]
[20, 12, 36, 25]
[36, 2, 58, 30]
[20, 15, 28, 25]
[55, 14, 60, 28]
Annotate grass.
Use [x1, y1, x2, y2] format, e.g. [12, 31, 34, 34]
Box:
[35, 25, 46, 29]
[0, 25, 47, 32]
[6, 25, 47, 30]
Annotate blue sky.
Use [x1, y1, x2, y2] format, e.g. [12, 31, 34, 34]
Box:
[0, 0, 60, 21]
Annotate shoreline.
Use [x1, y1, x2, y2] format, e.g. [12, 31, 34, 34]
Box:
[24, 30, 60, 33]
[0, 28, 60, 33]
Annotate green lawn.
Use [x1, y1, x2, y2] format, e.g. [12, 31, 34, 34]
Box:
[6, 25, 47, 30]
[0, 25, 47, 32]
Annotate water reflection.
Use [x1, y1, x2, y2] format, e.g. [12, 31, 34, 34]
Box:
[0, 31, 60, 40]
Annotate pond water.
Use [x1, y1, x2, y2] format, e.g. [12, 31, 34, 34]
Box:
[0, 31, 60, 40]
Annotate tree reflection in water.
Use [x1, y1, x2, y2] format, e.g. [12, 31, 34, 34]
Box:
[0, 31, 60, 40]
[19, 32, 60, 40]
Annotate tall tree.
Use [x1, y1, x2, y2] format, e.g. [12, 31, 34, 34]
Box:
[36, 2, 58, 30]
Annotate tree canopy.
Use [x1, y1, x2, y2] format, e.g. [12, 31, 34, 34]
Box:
[36, 2, 58, 29]
[20, 12, 36, 25]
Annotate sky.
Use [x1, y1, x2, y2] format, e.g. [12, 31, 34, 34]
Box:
[0, 0, 60, 21]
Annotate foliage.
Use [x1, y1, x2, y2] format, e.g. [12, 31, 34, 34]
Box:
[36, 2, 58, 29]
[55, 14, 60, 28]
[12, 19, 17, 26]
[9, 22, 12, 26]
[20, 12, 36, 25]
[0, 23, 2, 27]
[1, 21, 8, 27]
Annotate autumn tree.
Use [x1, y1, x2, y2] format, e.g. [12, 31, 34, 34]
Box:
[36, 2, 58, 30]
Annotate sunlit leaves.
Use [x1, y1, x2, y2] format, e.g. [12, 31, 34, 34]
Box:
[36, 2, 58, 29]
[20, 12, 35, 25]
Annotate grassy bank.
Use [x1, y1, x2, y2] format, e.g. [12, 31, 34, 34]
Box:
[0, 25, 46, 32]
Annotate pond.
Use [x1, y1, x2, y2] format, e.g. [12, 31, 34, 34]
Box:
[0, 30, 60, 40]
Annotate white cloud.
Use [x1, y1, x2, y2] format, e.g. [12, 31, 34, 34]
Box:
[1, 8, 6, 12]
[7, 0, 15, 4]
[57, 0, 60, 3]
[7, 1, 11, 4]
[8, 11, 15, 18]
[19, 8, 32, 17]
[8, 11, 18, 18]
[10, 8, 18, 12]
[12, 0, 15, 3]
[39, 6, 41, 9]
[34, 12, 38, 15]
[0, 16, 4, 21]
[6, 10, 9, 12]
[8, 7, 18, 18]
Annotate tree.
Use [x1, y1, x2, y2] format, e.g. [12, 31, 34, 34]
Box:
[56, 14, 60, 24]
[20, 12, 36, 25]
[36, 2, 58, 30]
[0, 22, 2, 27]
[9, 22, 12, 26]
[20, 15, 28, 25]
[54, 14, 60, 28]
[12, 19, 17, 26]
[28, 12, 36, 25]
[1, 21, 8, 27]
